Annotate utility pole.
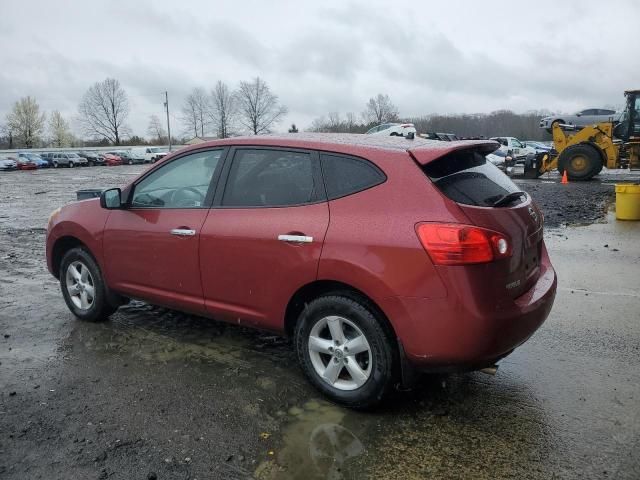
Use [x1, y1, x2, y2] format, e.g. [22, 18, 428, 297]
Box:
[164, 91, 172, 151]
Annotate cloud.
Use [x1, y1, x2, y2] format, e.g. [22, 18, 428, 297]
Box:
[1, 0, 639, 137]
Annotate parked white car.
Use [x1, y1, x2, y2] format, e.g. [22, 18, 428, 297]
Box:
[523, 141, 552, 153]
[0, 156, 18, 171]
[130, 147, 168, 163]
[366, 123, 417, 137]
[486, 149, 508, 167]
[490, 137, 536, 157]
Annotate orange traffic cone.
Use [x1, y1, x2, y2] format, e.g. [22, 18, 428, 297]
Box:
[561, 170, 569, 184]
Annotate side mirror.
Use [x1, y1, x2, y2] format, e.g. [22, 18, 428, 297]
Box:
[100, 188, 122, 209]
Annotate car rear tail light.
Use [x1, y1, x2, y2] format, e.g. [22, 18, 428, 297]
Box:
[416, 223, 512, 265]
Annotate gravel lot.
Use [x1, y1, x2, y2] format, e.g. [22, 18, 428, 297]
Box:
[1, 166, 639, 479]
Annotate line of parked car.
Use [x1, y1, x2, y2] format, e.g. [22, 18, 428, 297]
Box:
[0, 147, 170, 172]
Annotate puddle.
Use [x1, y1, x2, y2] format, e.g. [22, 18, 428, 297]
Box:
[72, 300, 291, 369]
[254, 400, 367, 480]
[252, 368, 558, 480]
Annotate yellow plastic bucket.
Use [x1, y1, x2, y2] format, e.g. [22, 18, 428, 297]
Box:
[615, 184, 640, 220]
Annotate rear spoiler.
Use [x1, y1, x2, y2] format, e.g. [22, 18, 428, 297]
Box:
[408, 140, 499, 165]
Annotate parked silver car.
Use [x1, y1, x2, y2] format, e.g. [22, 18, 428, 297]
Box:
[539, 108, 622, 132]
[0, 156, 18, 171]
[51, 153, 88, 168]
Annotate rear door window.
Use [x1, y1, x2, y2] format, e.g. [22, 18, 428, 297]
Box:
[421, 150, 523, 207]
[320, 154, 385, 200]
[222, 149, 319, 207]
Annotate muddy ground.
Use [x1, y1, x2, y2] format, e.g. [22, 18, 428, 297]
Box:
[1, 166, 639, 479]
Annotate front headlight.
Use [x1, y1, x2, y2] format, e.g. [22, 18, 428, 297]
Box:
[47, 207, 62, 231]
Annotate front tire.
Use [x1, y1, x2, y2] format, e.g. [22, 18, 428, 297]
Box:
[558, 143, 601, 180]
[294, 295, 395, 409]
[59, 247, 116, 322]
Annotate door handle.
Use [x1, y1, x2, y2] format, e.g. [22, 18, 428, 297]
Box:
[278, 234, 313, 243]
[170, 228, 196, 236]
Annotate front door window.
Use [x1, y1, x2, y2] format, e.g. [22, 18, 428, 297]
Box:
[131, 150, 223, 208]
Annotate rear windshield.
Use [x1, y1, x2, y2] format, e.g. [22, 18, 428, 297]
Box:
[421, 150, 523, 207]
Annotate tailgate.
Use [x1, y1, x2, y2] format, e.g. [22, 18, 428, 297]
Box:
[457, 200, 544, 298]
[416, 144, 544, 299]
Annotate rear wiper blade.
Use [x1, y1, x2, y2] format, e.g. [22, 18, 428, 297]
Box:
[490, 191, 527, 207]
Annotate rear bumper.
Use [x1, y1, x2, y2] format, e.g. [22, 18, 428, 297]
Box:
[385, 252, 557, 370]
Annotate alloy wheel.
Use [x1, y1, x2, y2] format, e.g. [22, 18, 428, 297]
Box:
[308, 316, 372, 391]
[65, 261, 95, 310]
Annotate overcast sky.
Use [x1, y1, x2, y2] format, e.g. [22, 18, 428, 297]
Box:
[2, 0, 639, 138]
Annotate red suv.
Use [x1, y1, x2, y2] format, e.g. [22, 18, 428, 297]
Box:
[46, 134, 556, 408]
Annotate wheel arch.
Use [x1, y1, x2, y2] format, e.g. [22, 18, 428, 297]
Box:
[584, 141, 608, 164]
[283, 280, 397, 342]
[50, 235, 90, 279]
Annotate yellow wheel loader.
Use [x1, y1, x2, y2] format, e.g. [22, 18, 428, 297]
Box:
[525, 90, 640, 181]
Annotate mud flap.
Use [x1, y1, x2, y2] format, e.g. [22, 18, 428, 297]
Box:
[396, 339, 419, 390]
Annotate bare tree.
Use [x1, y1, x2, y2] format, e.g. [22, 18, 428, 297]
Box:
[308, 116, 326, 132]
[327, 112, 342, 131]
[345, 112, 358, 133]
[6, 96, 46, 148]
[0, 123, 14, 149]
[308, 112, 367, 133]
[48, 110, 71, 147]
[181, 94, 199, 138]
[147, 114, 166, 143]
[78, 78, 130, 145]
[363, 93, 399, 125]
[235, 77, 287, 135]
[209, 81, 237, 139]
[181, 87, 210, 138]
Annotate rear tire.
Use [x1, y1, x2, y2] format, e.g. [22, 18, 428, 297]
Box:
[558, 144, 602, 181]
[294, 295, 395, 409]
[53, 162, 58, 168]
[59, 247, 116, 322]
[128, 159, 133, 165]
[68, 162, 74, 168]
